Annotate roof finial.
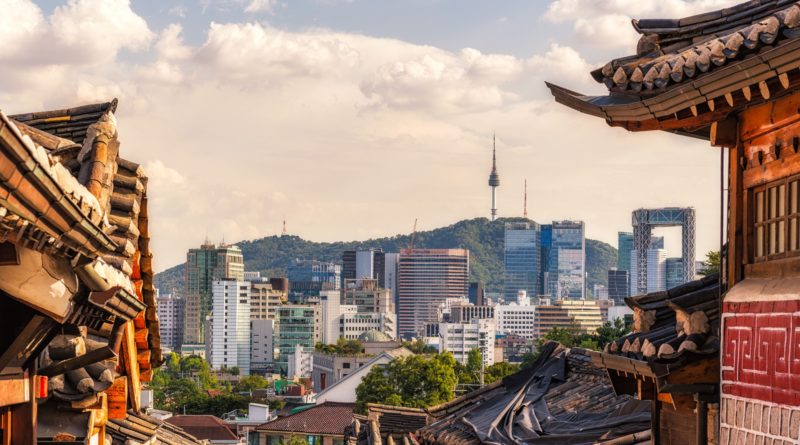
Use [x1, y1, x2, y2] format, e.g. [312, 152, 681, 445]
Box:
[524, 178, 528, 219]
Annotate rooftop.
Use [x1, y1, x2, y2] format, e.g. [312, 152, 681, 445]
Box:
[257, 402, 355, 436]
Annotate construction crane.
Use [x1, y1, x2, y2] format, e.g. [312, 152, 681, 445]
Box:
[409, 218, 418, 249]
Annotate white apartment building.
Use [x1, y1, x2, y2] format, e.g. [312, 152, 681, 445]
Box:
[319, 290, 357, 344]
[340, 312, 397, 340]
[210, 279, 251, 375]
[439, 318, 496, 367]
[156, 292, 184, 351]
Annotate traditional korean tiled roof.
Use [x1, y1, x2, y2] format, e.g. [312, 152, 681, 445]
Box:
[166, 415, 240, 441]
[257, 402, 356, 436]
[416, 345, 650, 445]
[595, 1, 800, 93]
[598, 274, 720, 367]
[347, 345, 651, 445]
[107, 411, 206, 445]
[0, 99, 160, 442]
[546, 0, 800, 139]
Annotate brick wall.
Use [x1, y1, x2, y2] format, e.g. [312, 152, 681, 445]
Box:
[720, 396, 800, 444]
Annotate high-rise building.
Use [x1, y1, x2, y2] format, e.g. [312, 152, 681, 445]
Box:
[157, 293, 184, 351]
[287, 260, 341, 301]
[209, 279, 251, 375]
[631, 207, 696, 295]
[247, 273, 288, 320]
[342, 249, 386, 288]
[439, 318, 496, 367]
[184, 242, 244, 345]
[250, 319, 275, 373]
[384, 253, 399, 305]
[540, 224, 553, 295]
[534, 299, 603, 338]
[607, 269, 629, 304]
[468, 282, 485, 306]
[276, 304, 321, 373]
[666, 257, 685, 290]
[397, 249, 469, 339]
[503, 222, 541, 302]
[546, 221, 585, 299]
[645, 248, 667, 293]
[342, 279, 393, 314]
[617, 232, 633, 272]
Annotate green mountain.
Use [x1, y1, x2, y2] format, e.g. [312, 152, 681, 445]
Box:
[154, 217, 618, 298]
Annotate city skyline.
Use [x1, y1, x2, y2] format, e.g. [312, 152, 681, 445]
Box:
[0, 0, 735, 271]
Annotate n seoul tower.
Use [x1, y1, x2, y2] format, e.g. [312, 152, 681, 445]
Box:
[488, 134, 500, 221]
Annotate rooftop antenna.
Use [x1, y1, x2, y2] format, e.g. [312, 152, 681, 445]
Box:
[524, 178, 528, 219]
[409, 218, 418, 249]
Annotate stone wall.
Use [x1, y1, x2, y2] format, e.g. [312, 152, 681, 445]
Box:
[720, 396, 800, 444]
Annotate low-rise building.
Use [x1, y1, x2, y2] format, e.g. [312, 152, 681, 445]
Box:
[439, 319, 496, 367]
[311, 353, 374, 393]
[255, 402, 355, 445]
[340, 312, 397, 339]
[534, 299, 603, 338]
[314, 348, 413, 404]
[165, 415, 240, 444]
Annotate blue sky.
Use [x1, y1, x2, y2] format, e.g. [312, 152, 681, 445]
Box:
[3, 0, 740, 269]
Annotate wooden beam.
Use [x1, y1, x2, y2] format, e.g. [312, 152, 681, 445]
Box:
[9, 373, 36, 445]
[107, 377, 127, 420]
[121, 321, 141, 412]
[710, 118, 737, 148]
[0, 375, 29, 407]
[729, 142, 745, 287]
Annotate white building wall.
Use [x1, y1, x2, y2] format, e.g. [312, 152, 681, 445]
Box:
[211, 279, 251, 375]
[495, 303, 536, 340]
[287, 344, 313, 379]
[250, 319, 275, 371]
[356, 250, 375, 280]
[439, 319, 495, 367]
[646, 249, 667, 293]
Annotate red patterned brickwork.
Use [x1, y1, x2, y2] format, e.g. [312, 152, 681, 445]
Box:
[722, 301, 800, 406]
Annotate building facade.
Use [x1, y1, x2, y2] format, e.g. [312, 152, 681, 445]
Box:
[250, 319, 276, 374]
[185, 243, 244, 344]
[503, 222, 541, 303]
[210, 279, 251, 375]
[607, 269, 629, 304]
[534, 299, 602, 338]
[287, 260, 341, 301]
[546, 221, 585, 299]
[617, 232, 633, 272]
[157, 293, 185, 351]
[397, 249, 469, 338]
[439, 319, 496, 367]
[665, 257, 685, 290]
[249, 276, 288, 321]
[276, 304, 321, 373]
[646, 248, 667, 293]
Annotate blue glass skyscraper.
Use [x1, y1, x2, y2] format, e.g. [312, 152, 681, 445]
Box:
[503, 222, 540, 302]
[547, 221, 586, 299]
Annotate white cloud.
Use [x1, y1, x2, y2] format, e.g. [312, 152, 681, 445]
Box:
[0, 2, 724, 270]
[244, 0, 278, 13]
[544, 0, 742, 49]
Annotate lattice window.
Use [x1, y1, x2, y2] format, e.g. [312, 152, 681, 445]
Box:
[752, 176, 800, 261]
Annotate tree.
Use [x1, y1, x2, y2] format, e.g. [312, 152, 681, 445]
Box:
[355, 353, 458, 414]
[281, 434, 309, 445]
[485, 362, 520, 384]
[401, 339, 437, 354]
[315, 338, 363, 354]
[596, 318, 630, 349]
[235, 374, 270, 393]
[700, 250, 720, 276]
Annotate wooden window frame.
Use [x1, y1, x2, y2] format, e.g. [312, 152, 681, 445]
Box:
[750, 174, 800, 263]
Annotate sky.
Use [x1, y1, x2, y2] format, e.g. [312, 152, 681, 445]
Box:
[0, 0, 742, 272]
